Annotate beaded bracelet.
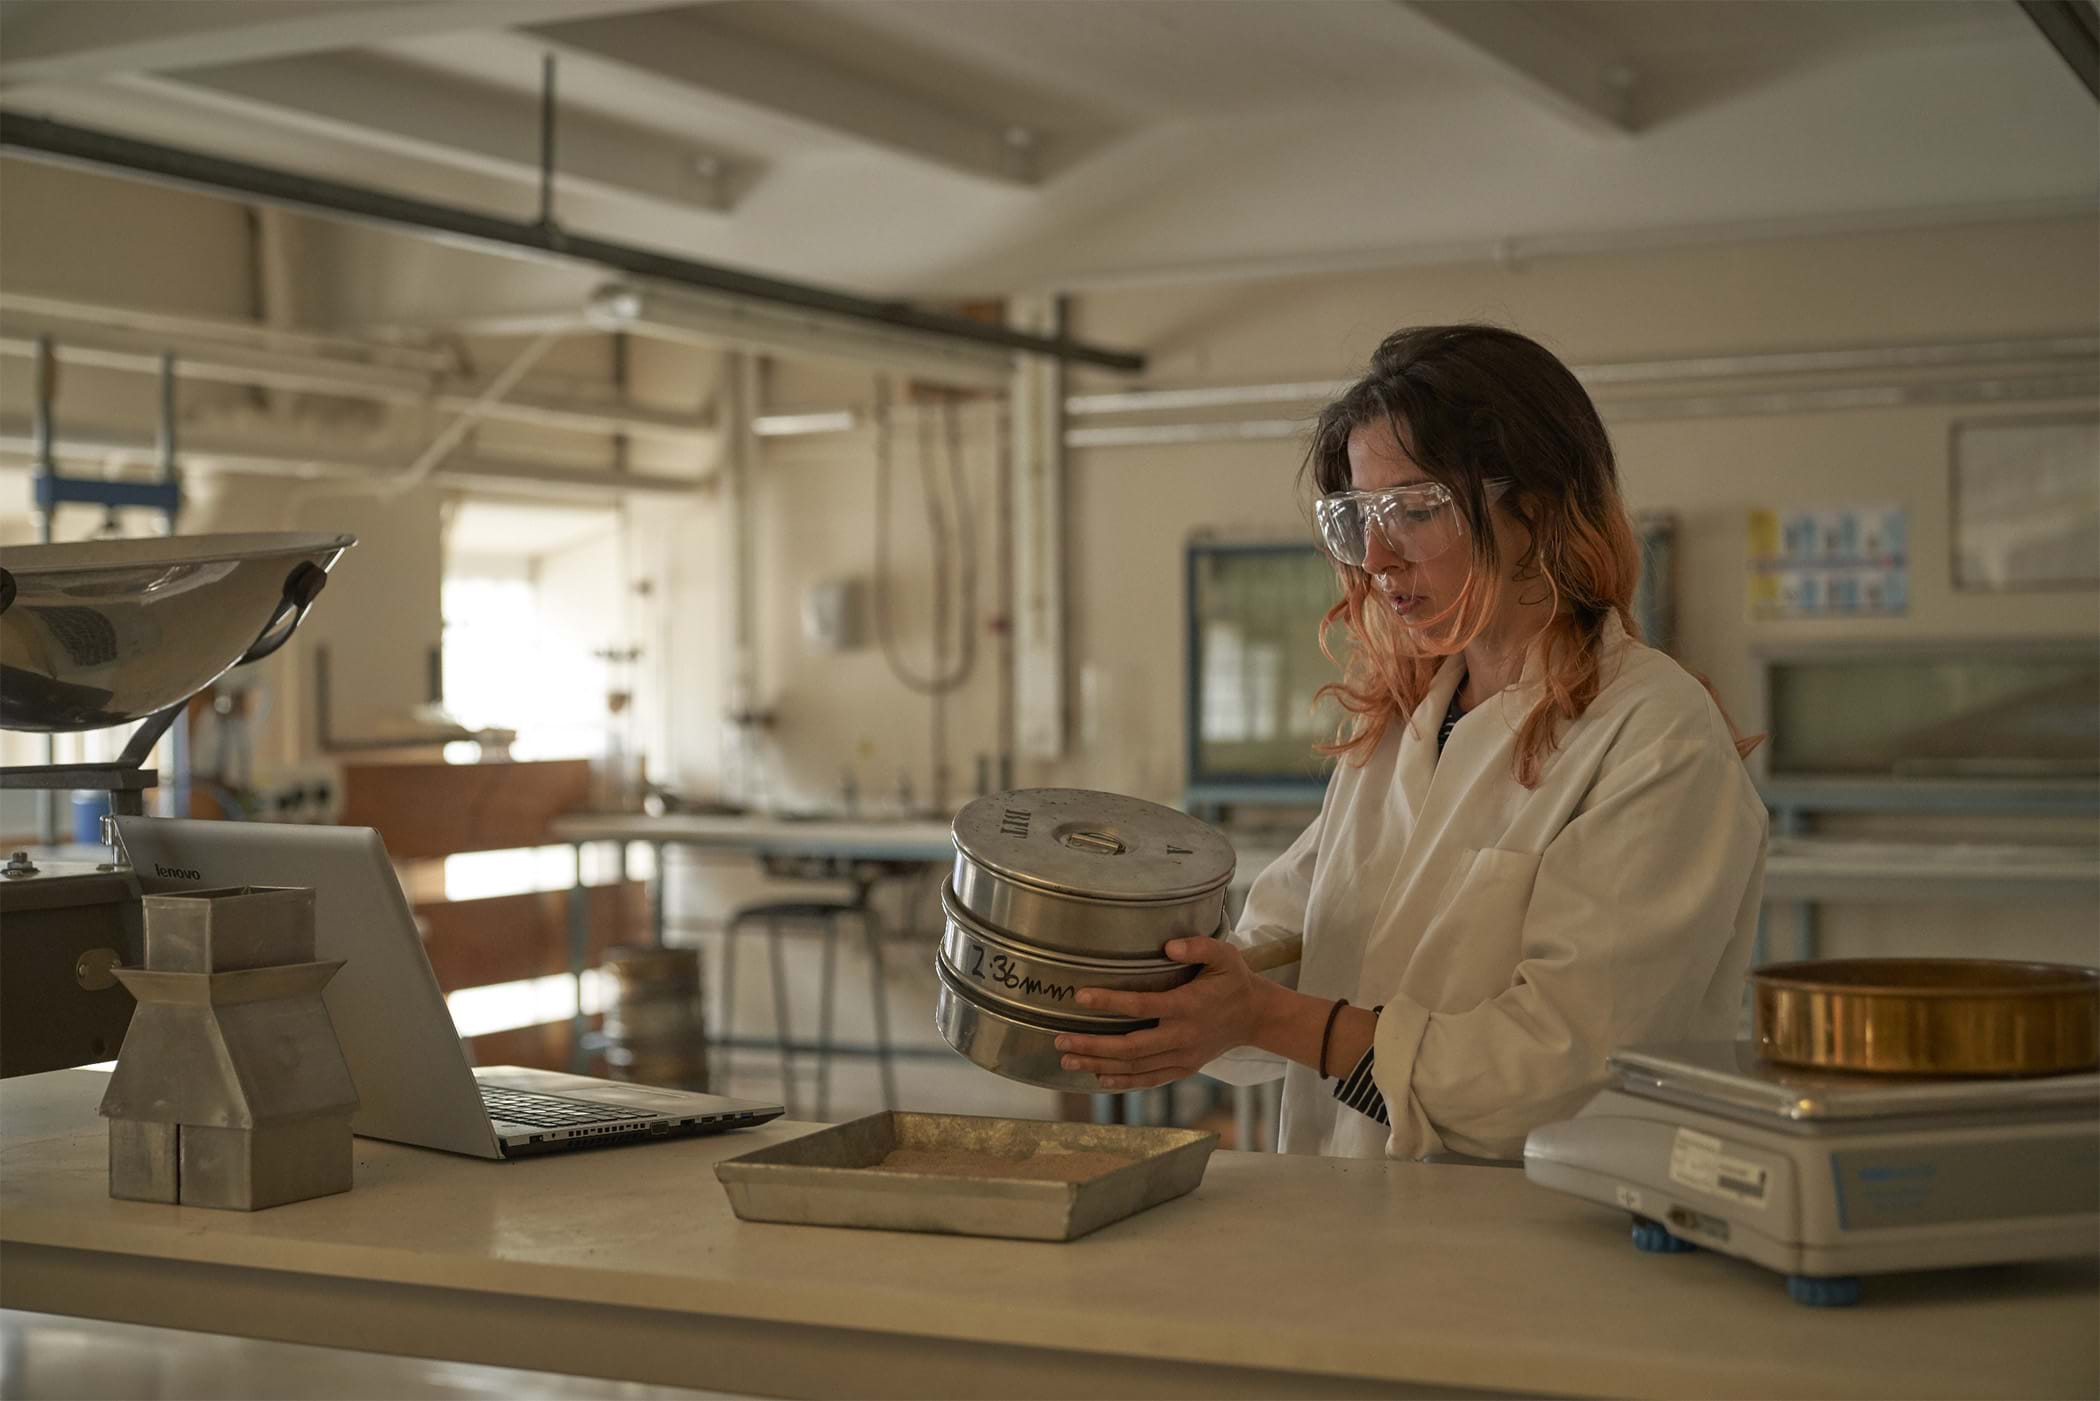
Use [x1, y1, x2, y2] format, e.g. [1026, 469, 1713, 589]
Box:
[1318, 997, 1349, 1080]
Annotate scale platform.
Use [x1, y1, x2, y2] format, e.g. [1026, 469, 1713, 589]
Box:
[1523, 1041, 2100, 1307]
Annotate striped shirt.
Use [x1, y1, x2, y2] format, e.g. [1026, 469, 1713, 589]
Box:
[1332, 1006, 1389, 1124]
[1332, 679, 1467, 1126]
[1435, 679, 1466, 752]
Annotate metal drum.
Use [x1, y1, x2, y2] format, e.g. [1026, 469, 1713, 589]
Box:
[599, 946, 709, 1090]
[937, 789, 1235, 1091]
[1752, 958, 2100, 1076]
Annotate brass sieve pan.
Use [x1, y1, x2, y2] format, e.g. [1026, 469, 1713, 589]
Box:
[1751, 958, 2100, 1076]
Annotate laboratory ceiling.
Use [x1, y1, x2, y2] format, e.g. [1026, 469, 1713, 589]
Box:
[0, 0, 2092, 300]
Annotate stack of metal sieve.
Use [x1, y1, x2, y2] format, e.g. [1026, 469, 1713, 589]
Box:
[936, 789, 1237, 1092]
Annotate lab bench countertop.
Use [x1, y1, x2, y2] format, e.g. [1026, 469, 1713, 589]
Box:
[2, 1070, 2094, 1400]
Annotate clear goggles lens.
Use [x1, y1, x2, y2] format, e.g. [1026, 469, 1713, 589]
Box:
[1314, 482, 1471, 567]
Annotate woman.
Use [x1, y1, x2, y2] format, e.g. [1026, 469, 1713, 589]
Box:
[1056, 325, 1767, 1161]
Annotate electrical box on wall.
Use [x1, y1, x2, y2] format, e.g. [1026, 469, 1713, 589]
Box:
[246, 762, 345, 825]
[802, 578, 867, 652]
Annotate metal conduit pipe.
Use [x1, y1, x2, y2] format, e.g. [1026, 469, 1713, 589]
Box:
[1570, 336, 2100, 385]
[1062, 335, 2100, 416]
[0, 290, 458, 375]
[0, 419, 704, 500]
[366, 329, 562, 501]
[733, 334, 2099, 447]
[0, 328, 714, 442]
[0, 111, 1147, 375]
[1060, 375, 2100, 449]
[2019, 0, 2100, 101]
[741, 376, 2099, 453]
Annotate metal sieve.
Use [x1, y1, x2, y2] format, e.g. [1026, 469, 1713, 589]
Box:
[934, 956, 1154, 1094]
[1753, 958, 2100, 1076]
[949, 788, 1235, 958]
[936, 788, 1239, 1092]
[938, 882, 1196, 1025]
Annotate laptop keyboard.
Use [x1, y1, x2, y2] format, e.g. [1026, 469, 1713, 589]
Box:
[480, 1085, 662, 1129]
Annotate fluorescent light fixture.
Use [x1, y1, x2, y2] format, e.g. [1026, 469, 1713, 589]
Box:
[755, 411, 857, 437]
[589, 280, 1015, 391]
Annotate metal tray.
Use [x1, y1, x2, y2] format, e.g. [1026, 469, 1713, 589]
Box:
[714, 1112, 1217, 1242]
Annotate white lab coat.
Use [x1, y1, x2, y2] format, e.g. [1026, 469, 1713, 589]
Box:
[1205, 617, 1767, 1161]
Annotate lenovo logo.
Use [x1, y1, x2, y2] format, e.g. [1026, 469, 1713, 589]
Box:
[154, 863, 201, 881]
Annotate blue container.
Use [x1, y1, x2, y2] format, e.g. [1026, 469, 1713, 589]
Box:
[70, 790, 112, 846]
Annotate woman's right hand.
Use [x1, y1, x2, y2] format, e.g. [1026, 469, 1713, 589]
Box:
[1051, 935, 1277, 1091]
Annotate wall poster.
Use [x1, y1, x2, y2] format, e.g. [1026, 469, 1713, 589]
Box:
[1747, 505, 1908, 620]
[1951, 415, 2100, 592]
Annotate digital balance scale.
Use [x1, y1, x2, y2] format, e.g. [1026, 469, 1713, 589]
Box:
[1523, 1041, 2100, 1307]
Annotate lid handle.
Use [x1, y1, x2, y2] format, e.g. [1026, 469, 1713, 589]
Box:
[1060, 829, 1126, 857]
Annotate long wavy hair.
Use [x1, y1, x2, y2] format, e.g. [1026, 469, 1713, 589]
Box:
[1307, 325, 1751, 788]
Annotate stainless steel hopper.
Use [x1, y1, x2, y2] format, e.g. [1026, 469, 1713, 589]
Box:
[0, 532, 355, 1080]
[0, 532, 353, 733]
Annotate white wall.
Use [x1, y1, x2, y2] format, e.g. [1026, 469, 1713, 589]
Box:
[721, 215, 2100, 971]
[1055, 218, 2097, 786]
[0, 160, 257, 319]
[705, 217, 2098, 810]
[751, 399, 1006, 815]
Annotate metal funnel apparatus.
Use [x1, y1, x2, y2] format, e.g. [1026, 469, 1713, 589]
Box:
[0, 532, 354, 733]
[0, 534, 354, 1079]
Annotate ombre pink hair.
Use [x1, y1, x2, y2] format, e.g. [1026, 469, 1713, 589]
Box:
[1307, 326, 1759, 788]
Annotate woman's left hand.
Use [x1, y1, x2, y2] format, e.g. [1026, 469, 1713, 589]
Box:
[1054, 936, 1272, 1090]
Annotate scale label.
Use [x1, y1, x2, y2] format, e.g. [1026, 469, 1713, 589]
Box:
[1832, 1134, 2099, 1231]
[1668, 1129, 1771, 1210]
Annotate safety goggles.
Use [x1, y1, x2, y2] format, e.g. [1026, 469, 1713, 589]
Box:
[1313, 478, 1511, 568]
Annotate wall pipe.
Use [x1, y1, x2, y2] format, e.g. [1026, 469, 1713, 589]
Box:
[0, 111, 1148, 375]
[33, 335, 55, 844]
[0, 329, 712, 442]
[0, 290, 456, 374]
[0, 418, 702, 499]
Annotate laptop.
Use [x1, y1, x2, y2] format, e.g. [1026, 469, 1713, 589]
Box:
[116, 816, 784, 1159]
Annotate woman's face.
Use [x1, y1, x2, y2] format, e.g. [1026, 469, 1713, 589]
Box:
[1345, 416, 1508, 626]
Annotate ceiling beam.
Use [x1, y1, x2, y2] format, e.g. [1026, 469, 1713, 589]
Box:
[0, 0, 692, 91]
[0, 111, 1147, 372]
[528, 10, 1041, 187]
[116, 52, 740, 217]
[1399, 0, 1637, 134]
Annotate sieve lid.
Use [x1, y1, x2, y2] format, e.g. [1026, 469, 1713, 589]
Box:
[951, 788, 1235, 903]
